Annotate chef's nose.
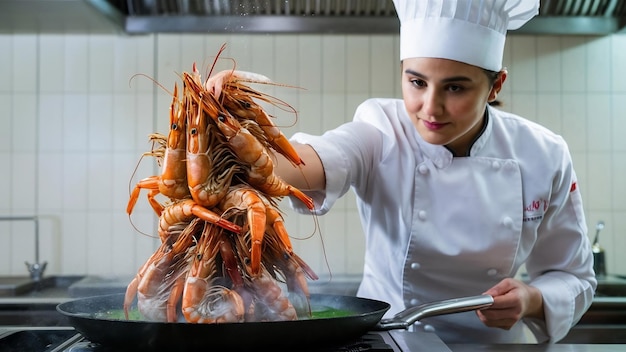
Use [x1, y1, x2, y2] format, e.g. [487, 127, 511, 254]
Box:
[421, 89, 444, 117]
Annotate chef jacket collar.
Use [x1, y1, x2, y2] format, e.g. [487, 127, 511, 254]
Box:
[416, 107, 492, 168]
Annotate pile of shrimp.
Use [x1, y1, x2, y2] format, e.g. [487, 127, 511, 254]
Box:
[124, 48, 318, 324]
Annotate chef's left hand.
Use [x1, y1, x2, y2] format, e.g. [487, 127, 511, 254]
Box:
[476, 278, 544, 330]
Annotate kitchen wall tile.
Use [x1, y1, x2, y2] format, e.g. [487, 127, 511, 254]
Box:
[88, 36, 115, 93]
[38, 152, 63, 211]
[0, 94, 10, 152]
[535, 93, 560, 132]
[180, 35, 207, 72]
[59, 212, 87, 274]
[586, 36, 611, 93]
[321, 36, 347, 94]
[612, 210, 626, 275]
[0, 153, 10, 211]
[298, 35, 323, 92]
[112, 212, 138, 275]
[298, 92, 323, 134]
[62, 153, 88, 211]
[62, 94, 89, 151]
[321, 93, 347, 132]
[246, 35, 276, 80]
[570, 151, 588, 206]
[612, 94, 626, 151]
[0, 35, 11, 93]
[86, 211, 113, 273]
[12, 35, 37, 93]
[613, 152, 626, 211]
[370, 35, 396, 96]
[64, 35, 89, 93]
[112, 94, 136, 152]
[585, 94, 611, 152]
[611, 35, 626, 92]
[0, 222, 10, 275]
[134, 93, 157, 152]
[134, 36, 156, 94]
[11, 93, 36, 152]
[87, 154, 113, 210]
[272, 35, 299, 88]
[320, 210, 349, 275]
[561, 93, 588, 152]
[586, 153, 612, 211]
[509, 93, 539, 124]
[560, 37, 589, 93]
[39, 35, 65, 94]
[38, 94, 65, 152]
[88, 94, 113, 151]
[508, 36, 537, 93]
[536, 36, 562, 93]
[345, 209, 366, 274]
[10, 221, 36, 274]
[11, 152, 36, 211]
[346, 36, 371, 94]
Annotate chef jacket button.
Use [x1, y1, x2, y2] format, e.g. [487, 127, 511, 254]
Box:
[410, 262, 421, 270]
[492, 161, 501, 169]
[423, 324, 436, 332]
[418, 210, 427, 220]
[410, 298, 419, 306]
[502, 216, 513, 228]
[487, 268, 498, 276]
[418, 165, 429, 175]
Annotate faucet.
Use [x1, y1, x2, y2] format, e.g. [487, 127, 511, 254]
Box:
[0, 216, 47, 282]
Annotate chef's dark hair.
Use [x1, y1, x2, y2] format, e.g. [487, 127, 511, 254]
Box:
[484, 69, 503, 107]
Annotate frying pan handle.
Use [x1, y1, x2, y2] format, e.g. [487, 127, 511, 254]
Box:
[375, 294, 494, 331]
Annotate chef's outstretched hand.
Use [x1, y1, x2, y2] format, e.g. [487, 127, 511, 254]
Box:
[204, 69, 236, 99]
[476, 278, 544, 330]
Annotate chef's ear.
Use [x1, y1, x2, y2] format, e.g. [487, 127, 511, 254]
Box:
[488, 69, 507, 103]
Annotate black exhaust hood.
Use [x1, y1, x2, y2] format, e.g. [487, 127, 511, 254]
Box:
[1, 0, 626, 35]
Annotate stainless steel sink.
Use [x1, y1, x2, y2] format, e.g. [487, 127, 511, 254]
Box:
[0, 328, 81, 350]
[0, 275, 84, 298]
[0, 275, 85, 327]
[560, 324, 626, 344]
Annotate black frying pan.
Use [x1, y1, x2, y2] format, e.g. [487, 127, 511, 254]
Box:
[56, 293, 493, 351]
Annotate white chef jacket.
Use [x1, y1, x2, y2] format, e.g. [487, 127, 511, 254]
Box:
[289, 98, 596, 344]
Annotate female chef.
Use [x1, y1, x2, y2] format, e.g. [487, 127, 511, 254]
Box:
[206, 0, 597, 344]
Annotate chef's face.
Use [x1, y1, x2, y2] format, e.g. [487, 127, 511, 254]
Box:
[401, 57, 506, 156]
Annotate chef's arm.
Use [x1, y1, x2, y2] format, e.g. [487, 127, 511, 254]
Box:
[273, 142, 326, 191]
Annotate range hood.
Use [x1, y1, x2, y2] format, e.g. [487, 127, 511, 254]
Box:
[2, 0, 626, 35]
[91, 0, 626, 35]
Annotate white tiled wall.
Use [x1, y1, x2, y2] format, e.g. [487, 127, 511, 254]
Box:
[1, 31, 625, 281]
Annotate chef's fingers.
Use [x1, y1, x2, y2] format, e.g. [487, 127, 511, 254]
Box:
[482, 277, 519, 297]
[476, 309, 519, 330]
[204, 70, 234, 98]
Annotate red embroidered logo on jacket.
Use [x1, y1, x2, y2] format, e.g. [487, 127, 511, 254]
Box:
[523, 198, 548, 222]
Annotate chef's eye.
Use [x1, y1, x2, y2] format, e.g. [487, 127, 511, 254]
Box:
[410, 79, 426, 88]
[447, 84, 464, 93]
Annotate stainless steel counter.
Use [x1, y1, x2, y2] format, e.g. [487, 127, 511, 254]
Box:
[449, 344, 626, 351]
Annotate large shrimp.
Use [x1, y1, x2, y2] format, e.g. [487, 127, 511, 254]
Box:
[182, 66, 314, 211]
[185, 83, 243, 207]
[123, 218, 202, 322]
[157, 198, 241, 242]
[262, 206, 318, 316]
[127, 84, 190, 217]
[217, 184, 272, 277]
[220, 73, 305, 167]
[182, 223, 245, 323]
[247, 266, 298, 322]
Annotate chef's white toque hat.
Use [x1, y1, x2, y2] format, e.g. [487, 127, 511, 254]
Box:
[392, 0, 539, 71]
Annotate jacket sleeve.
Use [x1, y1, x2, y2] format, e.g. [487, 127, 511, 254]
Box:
[522, 145, 597, 343]
[287, 121, 383, 215]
